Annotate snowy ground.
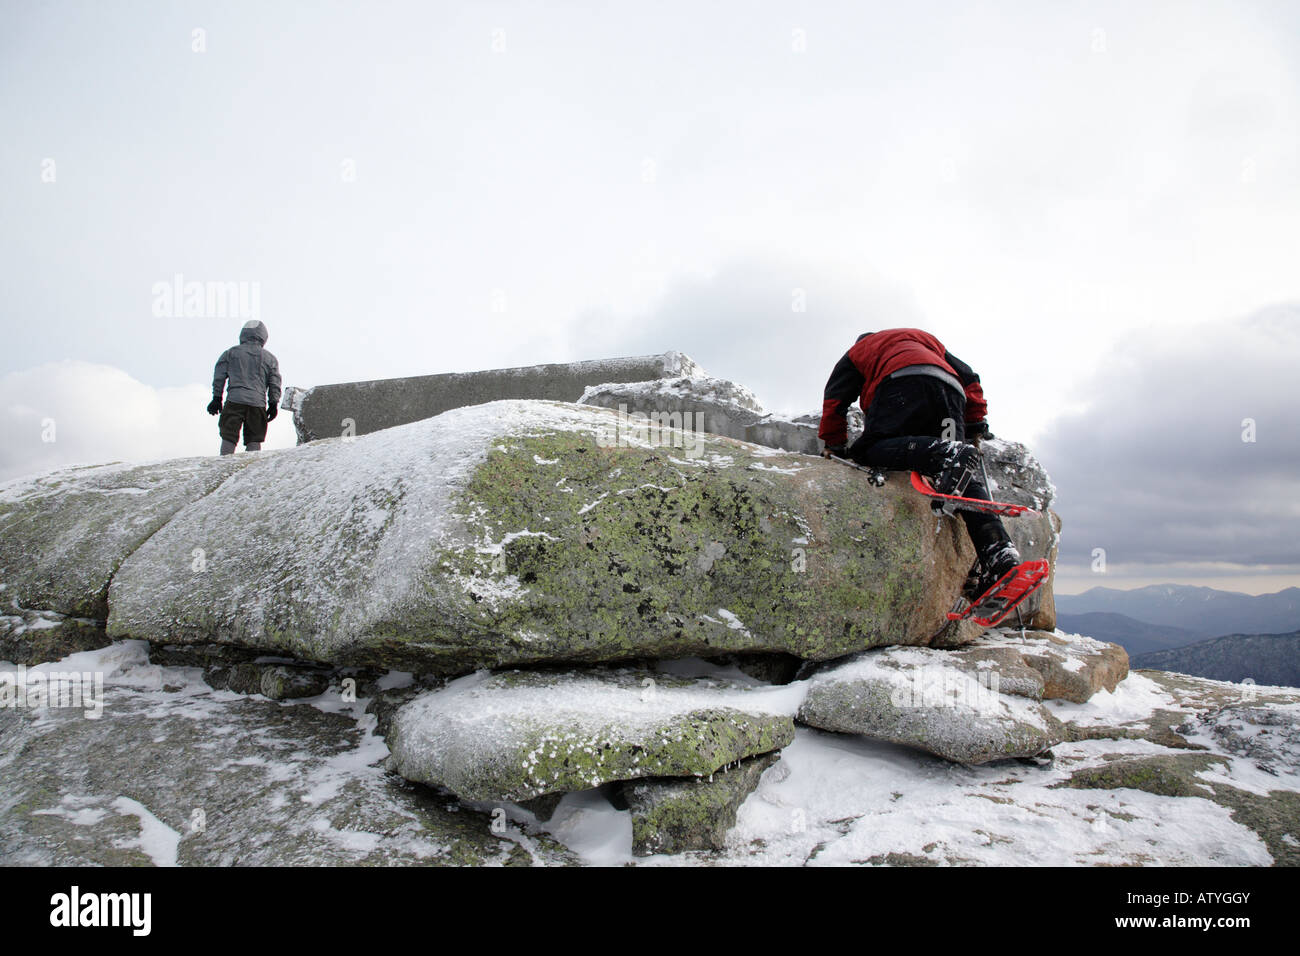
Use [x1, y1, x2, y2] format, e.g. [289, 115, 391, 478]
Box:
[2, 640, 1296, 866]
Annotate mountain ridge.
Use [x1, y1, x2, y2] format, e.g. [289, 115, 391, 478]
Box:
[1056, 584, 1300, 638]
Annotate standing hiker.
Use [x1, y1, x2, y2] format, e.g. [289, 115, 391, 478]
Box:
[207, 320, 281, 455]
[818, 328, 1020, 599]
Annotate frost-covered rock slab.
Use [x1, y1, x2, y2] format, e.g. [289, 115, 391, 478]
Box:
[797, 647, 1065, 764]
[944, 645, 1047, 700]
[626, 750, 780, 856]
[0, 457, 250, 663]
[980, 629, 1129, 703]
[577, 374, 825, 452]
[580, 374, 765, 417]
[287, 351, 705, 444]
[0, 457, 248, 620]
[385, 669, 796, 802]
[107, 400, 999, 671]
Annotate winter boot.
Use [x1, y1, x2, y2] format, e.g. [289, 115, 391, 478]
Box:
[931, 441, 979, 497]
[966, 525, 1021, 600]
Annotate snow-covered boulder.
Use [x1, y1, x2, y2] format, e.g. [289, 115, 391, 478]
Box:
[580, 376, 820, 457]
[0, 457, 249, 663]
[978, 629, 1129, 703]
[583, 379, 1060, 628]
[797, 646, 1067, 764]
[104, 400, 1003, 671]
[942, 644, 1048, 699]
[385, 668, 796, 802]
[939, 628, 1128, 704]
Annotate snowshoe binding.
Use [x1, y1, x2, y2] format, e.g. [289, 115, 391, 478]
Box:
[948, 559, 1050, 628]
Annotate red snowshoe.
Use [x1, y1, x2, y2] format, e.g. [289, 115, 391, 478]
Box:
[946, 560, 1050, 627]
[909, 471, 1037, 518]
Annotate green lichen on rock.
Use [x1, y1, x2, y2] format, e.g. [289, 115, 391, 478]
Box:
[0, 615, 109, 666]
[103, 402, 1008, 672]
[626, 750, 780, 856]
[385, 668, 795, 802]
[398, 427, 939, 671]
[1058, 754, 1227, 799]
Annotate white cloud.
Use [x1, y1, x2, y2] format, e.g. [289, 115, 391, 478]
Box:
[0, 361, 294, 484]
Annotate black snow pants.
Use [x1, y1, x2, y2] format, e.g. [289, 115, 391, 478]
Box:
[846, 375, 1009, 550]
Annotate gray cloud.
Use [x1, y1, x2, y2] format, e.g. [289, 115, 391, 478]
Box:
[1036, 305, 1300, 576]
[565, 255, 926, 415]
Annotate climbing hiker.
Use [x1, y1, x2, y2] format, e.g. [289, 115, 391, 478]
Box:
[818, 328, 1020, 599]
[207, 319, 282, 455]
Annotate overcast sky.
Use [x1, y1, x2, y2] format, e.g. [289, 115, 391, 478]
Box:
[2, 0, 1297, 592]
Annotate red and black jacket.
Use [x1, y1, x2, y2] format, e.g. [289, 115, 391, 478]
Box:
[818, 328, 988, 447]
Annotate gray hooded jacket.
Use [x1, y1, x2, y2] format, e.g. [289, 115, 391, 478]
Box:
[213, 320, 282, 408]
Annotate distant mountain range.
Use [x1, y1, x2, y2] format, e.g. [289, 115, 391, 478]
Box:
[1054, 612, 1201, 657]
[1055, 585, 1300, 639]
[1131, 632, 1300, 688]
[1055, 584, 1300, 689]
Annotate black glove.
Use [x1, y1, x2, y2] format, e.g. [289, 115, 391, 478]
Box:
[965, 421, 992, 442]
[207, 397, 222, 416]
[821, 444, 847, 459]
[266, 404, 278, 422]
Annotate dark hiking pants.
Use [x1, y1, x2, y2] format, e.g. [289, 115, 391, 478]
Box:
[218, 401, 268, 447]
[845, 375, 1007, 548]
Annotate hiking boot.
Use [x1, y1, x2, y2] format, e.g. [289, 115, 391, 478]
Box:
[966, 540, 1022, 601]
[932, 441, 979, 497]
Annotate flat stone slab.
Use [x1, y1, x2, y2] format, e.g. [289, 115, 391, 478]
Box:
[285, 352, 703, 443]
[579, 375, 823, 456]
[626, 751, 781, 856]
[797, 646, 1065, 764]
[979, 629, 1129, 703]
[385, 668, 796, 802]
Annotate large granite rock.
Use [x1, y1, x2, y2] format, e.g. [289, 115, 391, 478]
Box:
[105, 400, 1006, 672]
[797, 646, 1066, 764]
[0, 457, 249, 664]
[586, 380, 1061, 626]
[385, 668, 795, 802]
